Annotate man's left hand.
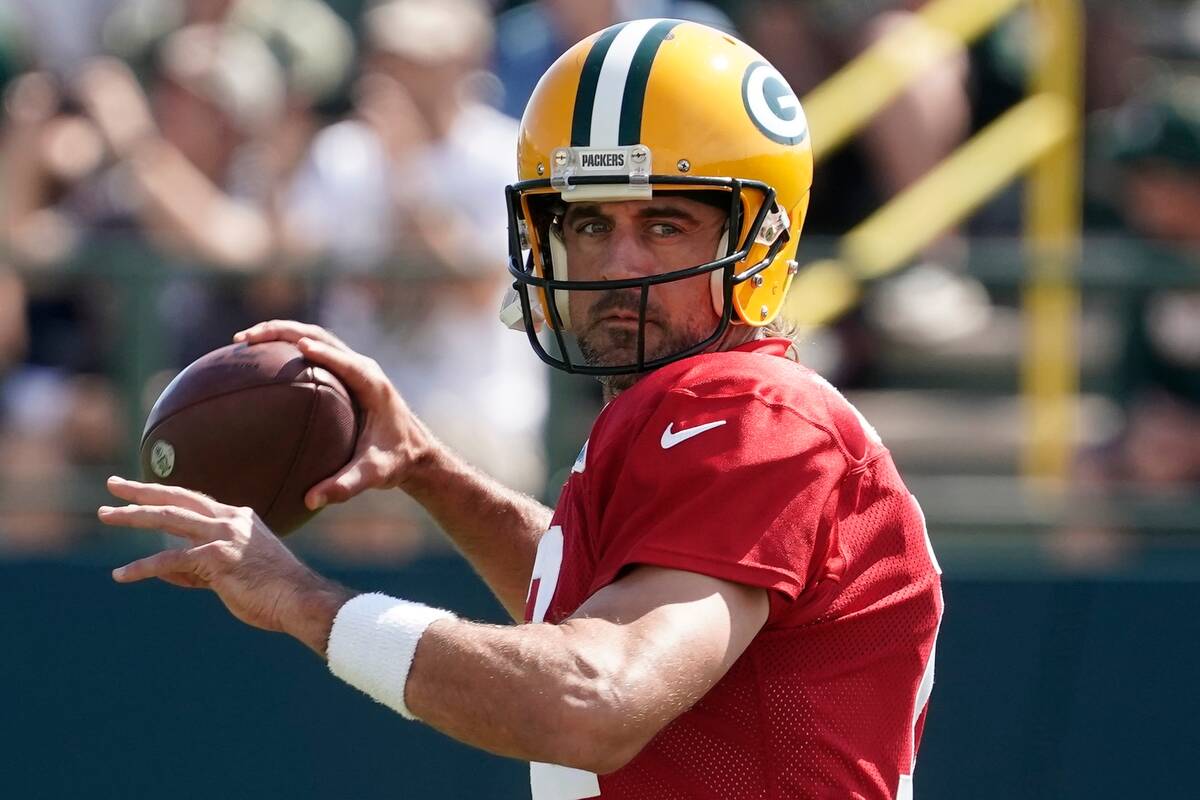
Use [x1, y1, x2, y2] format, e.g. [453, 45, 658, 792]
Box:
[99, 477, 352, 656]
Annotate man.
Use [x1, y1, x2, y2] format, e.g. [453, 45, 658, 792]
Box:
[99, 20, 943, 799]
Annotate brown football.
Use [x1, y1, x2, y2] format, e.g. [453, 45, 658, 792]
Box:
[139, 341, 358, 535]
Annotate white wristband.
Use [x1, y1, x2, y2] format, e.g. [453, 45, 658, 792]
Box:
[326, 592, 456, 721]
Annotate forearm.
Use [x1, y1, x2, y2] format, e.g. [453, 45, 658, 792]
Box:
[1, 123, 56, 237]
[326, 599, 637, 772]
[128, 141, 272, 269]
[0, 269, 28, 368]
[317, 571, 762, 774]
[402, 429, 552, 619]
[404, 618, 624, 770]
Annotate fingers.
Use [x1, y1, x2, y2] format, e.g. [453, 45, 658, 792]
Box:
[234, 322, 397, 410]
[97, 503, 221, 543]
[112, 549, 196, 583]
[293, 336, 385, 401]
[234, 320, 347, 350]
[305, 460, 375, 509]
[106, 476, 220, 517]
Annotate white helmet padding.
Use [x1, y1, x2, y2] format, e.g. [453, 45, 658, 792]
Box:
[710, 230, 729, 319]
[547, 226, 572, 329]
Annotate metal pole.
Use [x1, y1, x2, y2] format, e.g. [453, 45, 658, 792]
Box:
[1022, 0, 1083, 483]
[803, 0, 1025, 163]
[786, 94, 1072, 326]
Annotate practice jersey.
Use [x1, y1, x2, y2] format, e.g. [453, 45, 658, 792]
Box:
[524, 339, 944, 800]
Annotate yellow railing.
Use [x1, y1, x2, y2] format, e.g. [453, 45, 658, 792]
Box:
[786, 0, 1083, 483]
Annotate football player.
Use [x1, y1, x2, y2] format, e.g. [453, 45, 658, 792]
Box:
[100, 20, 943, 799]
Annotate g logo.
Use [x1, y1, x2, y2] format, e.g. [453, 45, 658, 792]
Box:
[741, 61, 808, 146]
[150, 439, 175, 478]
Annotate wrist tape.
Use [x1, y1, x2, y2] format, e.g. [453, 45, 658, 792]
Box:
[326, 592, 456, 720]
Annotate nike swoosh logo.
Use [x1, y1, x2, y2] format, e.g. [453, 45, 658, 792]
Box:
[660, 420, 727, 449]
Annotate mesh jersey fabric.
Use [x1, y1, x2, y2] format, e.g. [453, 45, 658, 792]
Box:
[525, 338, 944, 799]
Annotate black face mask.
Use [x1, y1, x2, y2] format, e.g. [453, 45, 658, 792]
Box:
[504, 176, 789, 376]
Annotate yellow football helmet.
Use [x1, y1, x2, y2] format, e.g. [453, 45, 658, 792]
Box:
[502, 18, 813, 375]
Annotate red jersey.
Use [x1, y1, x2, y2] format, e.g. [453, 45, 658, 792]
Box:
[524, 339, 944, 800]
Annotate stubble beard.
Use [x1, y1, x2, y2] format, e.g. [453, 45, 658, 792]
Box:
[574, 288, 718, 394]
[578, 318, 713, 394]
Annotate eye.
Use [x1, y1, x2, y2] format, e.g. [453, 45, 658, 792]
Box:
[649, 222, 682, 237]
[575, 220, 611, 236]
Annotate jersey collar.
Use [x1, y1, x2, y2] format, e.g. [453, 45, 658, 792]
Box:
[730, 337, 794, 359]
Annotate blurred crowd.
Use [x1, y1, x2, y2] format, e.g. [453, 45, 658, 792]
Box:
[0, 0, 1198, 560]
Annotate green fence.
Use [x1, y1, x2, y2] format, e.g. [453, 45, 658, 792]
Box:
[3, 553, 1199, 799]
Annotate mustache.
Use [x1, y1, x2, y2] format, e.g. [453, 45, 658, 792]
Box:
[588, 289, 655, 321]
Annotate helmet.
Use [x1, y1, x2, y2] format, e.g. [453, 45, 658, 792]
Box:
[502, 18, 813, 376]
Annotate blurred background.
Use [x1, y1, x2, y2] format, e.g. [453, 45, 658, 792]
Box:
[1, 0, 1197, 797]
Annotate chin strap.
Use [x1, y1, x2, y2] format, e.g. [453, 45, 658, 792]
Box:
[499, 227, 572, 333]
[499, 283, 541, 332]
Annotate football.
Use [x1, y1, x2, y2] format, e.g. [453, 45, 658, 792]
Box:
[139, 341, 359, 535]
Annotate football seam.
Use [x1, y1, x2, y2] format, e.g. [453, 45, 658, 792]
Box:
[141, 379, 330, 446]
[261, 383, 321, 525]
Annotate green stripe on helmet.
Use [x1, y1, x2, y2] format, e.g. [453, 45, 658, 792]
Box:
[570, 23, 626, 147]
[617, 19, 680, 147]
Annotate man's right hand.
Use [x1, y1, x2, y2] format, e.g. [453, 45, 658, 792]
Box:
[233, 320, 430, 509]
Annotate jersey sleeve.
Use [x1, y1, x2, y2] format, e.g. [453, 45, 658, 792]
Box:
[586, 386, 848, 614]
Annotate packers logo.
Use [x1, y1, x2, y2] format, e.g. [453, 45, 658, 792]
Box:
[579, 151, 626, 170]
[741, 61, 808, 146]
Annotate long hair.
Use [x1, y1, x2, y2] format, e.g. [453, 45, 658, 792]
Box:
[762, 317, 805, 362]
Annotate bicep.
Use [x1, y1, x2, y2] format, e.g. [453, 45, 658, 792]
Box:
[563, 566, 769, 732]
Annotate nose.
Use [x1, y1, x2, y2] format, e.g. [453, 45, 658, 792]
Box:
[600, 227, 658, 281]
